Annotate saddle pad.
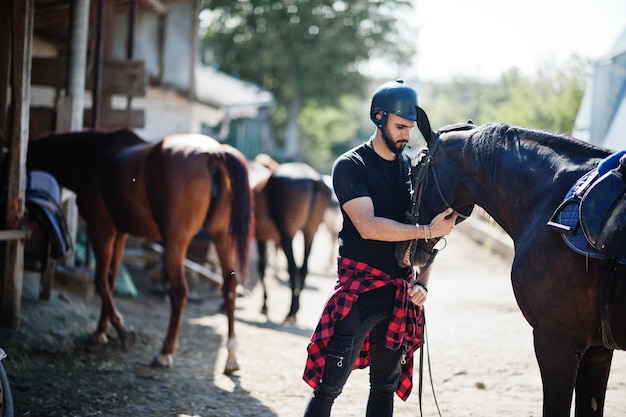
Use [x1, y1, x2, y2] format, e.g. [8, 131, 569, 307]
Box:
[26, 170, 73, 259]
[556, 172, 626, 265]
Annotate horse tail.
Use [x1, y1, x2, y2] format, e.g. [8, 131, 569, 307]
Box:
[314, 175, 332, 207]
[220, 148, 253, 274]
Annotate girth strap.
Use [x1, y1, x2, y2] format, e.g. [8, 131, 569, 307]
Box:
[598, 258, 620, 349]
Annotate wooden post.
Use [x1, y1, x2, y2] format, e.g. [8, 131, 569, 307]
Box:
[0, 2, 10, 134]
[1, 0, 34, 330]
[56, 0, 90, 266]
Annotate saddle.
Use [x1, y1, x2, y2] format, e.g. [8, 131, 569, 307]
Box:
[547, 151, 626, 350]
[548, 151, 626, 260]
[24, 170, 73, 259]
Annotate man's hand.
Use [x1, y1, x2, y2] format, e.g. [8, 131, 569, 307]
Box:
[408, 284, 428, 306]
[429, 208, 457, 238]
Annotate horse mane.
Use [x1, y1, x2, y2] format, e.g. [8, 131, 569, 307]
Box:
[474, 123, 609, 165]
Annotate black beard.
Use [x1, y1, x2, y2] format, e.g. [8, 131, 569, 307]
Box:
[381, 126, 406, 155]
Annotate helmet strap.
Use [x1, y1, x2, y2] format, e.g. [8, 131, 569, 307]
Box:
[371, 110, 388, 129]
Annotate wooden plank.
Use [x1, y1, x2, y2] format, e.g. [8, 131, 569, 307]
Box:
[30, 57, 64, 87]
[83, 107, 145, 129]
[2, 0, 34, 330]
[182, 258, 223, 287]
[29, 106, 145, 133]
[29, 107, 55, 139]
[100, 60, 146, 97]
[31, 57, 146, 97]
[0, 229, 31, 241]
[55, 95, 74, 132]
[129, 242, 223, 287]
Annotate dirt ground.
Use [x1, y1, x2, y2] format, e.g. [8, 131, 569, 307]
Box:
[2, 228, 626, 417]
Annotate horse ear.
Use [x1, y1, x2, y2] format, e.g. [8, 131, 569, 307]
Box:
[416, 106, 434, 146]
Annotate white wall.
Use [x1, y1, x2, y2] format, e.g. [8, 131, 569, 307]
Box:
[126, 87, 222, 142]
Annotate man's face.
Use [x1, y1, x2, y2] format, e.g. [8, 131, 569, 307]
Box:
[381, 113, 416, 155]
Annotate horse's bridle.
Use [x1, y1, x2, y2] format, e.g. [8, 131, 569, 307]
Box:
[412, 131, 471, 224]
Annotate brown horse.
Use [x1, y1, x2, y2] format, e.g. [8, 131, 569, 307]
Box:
[412, 115, 625, 416]
[250, 158, 332, 323]
[27, 130, 252, 374]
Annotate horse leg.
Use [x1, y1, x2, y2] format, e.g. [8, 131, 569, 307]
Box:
[89, 229, 125, 345]
[295, 232, 315, 315]
[281, 236, 299, 324]
[573, 346, 613, 417]
[533, 329, 581, 417]
[213, 231, 240, 374]
[107, 233, 136, 348]
[151, 242, 189, 368]
[257, 240, 269, 315]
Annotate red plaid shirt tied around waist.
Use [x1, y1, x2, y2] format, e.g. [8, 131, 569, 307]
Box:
[302, 257, 423, 401]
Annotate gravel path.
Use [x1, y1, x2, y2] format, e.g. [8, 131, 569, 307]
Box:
[2, 229, 626, 417]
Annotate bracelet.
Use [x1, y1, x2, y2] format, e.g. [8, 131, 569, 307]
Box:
[423, 225, 431, 241]
[415, 281, 428, 293]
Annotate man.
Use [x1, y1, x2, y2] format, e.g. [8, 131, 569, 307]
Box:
[302, 79, 457, 417]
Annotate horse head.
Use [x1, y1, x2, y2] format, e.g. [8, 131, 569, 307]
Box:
[411, 112, 476, 265]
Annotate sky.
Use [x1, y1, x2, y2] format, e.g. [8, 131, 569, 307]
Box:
[406, 0, 626, 81]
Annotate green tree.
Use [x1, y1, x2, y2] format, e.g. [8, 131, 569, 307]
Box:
[299, 95, 361, 173]
[200, 0, 415, 160]
[422, 56, 591, 135]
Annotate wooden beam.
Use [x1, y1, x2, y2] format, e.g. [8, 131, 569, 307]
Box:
[31, 57, 147, 97]
[83, 107, 145, 129]
[2, 0, 34, 330]
[31, 106, 145, 136]
[0, 229, 30, 241]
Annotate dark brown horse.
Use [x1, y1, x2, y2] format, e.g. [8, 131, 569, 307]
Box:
[27, 130, 252, 374]
[250, 158, 331, 323]
[412, 116, 625, 416]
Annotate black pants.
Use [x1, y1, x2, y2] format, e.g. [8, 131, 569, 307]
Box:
[303, 287, 403, 417]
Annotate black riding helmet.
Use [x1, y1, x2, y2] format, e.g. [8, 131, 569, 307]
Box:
[370, 79, 419, 129]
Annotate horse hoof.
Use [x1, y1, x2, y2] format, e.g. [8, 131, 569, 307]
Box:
[223, 361, 240, 375]
[261, 306, 268, 315]
[150, 354, 174, 368]
[89, 332, 108, 345]
[283, 315, 297, 325]
[236, 284, 249, 297]
[120, 328, 136, 349]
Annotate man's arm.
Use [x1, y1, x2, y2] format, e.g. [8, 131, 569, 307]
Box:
[342, 196, 456, 242]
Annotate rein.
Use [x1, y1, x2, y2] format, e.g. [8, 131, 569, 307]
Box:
[412, 124, 476, 417]
[418, 308, 443, 417]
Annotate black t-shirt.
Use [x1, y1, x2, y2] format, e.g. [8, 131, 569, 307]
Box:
[332, 140, 412, 278]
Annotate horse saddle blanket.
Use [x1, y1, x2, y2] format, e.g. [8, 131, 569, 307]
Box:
[25, 170, 73, 259]
[547, 151, 626, 262]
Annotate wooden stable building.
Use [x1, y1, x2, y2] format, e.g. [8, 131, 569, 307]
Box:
[1, 0, 154, 330]
[0, 0, 272, 329]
